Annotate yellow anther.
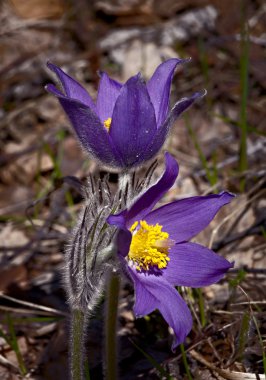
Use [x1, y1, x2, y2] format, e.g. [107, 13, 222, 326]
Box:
[128, 220, 173, 271]
[104, 117, 112, 131]
[130, 221, 139, 232]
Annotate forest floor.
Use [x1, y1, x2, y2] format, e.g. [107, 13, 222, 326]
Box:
[0, 0, 265, 379]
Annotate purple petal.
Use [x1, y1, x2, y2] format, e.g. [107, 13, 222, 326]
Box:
[108, 153, 178, 229]
[45, 83, 64, 97]
[107, 215, 132, 257]
[47, 62, 97, 112]
[162, 242, 233, 287]
[116, 229, 132, 257]
[146, 191, 235, 243]
[143, 91, 206, 162]
[159, 90, 206, 137]
[54, 95, 123, 166]
[109, 74, 157, 167]
[130, 269, 192, 349]
[147, 58, 190, 127]
[96, 72, 122, 123]
[133, 276, 157, 316]
[107, 213, 127, 230]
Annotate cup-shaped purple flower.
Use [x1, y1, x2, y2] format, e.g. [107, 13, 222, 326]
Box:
[45, 59, 205, 169]
[107, 153, 235, 348]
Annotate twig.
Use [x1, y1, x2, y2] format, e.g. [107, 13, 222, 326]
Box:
[0, 293, 68, 317]
[190, 349, 265, 379]
[208, 187, 265, 249]
[0, 353, 20, 372]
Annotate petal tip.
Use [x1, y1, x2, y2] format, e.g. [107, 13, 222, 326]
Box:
[222, 258, 235, 271]
[176, 56, 192, 65]
[46, 61, 57, 72]
[97, 70, 109, 79]
[44, 83, 63, 97]
[164, 151, 179, 175]
[159, 57, 191, 68]
[200, 88, 207, 97]
[106, 214, 117, 225]
[44, 83, 50, 91]
[192, 89, 207, 99]
[219, 191, 236, 203]
[131, 72, 143, 83]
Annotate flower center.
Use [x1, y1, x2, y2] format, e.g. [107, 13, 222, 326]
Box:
[128, 220, 174, 271]
[104, 117, 112, 131]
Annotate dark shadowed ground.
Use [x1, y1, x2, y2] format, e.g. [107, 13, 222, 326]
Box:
[0, 0, 265, 379]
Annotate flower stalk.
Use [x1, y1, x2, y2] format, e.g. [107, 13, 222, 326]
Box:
[104, 271, 121, 380]
[70, 308, 87, 380]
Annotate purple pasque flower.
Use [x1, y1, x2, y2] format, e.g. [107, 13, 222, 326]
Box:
[107, 153, 234, 348]
[45, 59, 205, 169]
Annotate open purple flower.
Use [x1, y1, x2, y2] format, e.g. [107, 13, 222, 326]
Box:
[46, 59, 205, 168]
[107, 153, 234, 348]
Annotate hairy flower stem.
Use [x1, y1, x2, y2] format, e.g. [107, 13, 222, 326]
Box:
[104, 271, 121, 380]
[70, 308, 87, 380]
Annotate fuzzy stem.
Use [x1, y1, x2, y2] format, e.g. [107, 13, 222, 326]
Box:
[104, 271, 121, 380]
[70, 308, 86, 380]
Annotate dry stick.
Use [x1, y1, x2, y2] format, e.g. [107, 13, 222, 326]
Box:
[223, 176, 265, 236]
[0, 305, 63, 316]
[0, 353, 20, 372]
[237, 286, 266, 377]
[232, 301, 266, 306]
[199, 166, 265, 199]
[190, 349, 265, 379]
[0, 293, 68, 317]
[182, 287, 202, 329]
[208, 187, 265, 250]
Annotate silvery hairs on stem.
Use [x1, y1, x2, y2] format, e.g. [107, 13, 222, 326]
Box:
[64, 160, 158, 313]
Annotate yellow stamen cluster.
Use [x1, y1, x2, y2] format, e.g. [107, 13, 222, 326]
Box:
[129, 220, 173, 271]
[103, 117, 112, 131]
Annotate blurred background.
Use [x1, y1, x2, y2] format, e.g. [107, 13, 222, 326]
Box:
[0, 0, 265, 379]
